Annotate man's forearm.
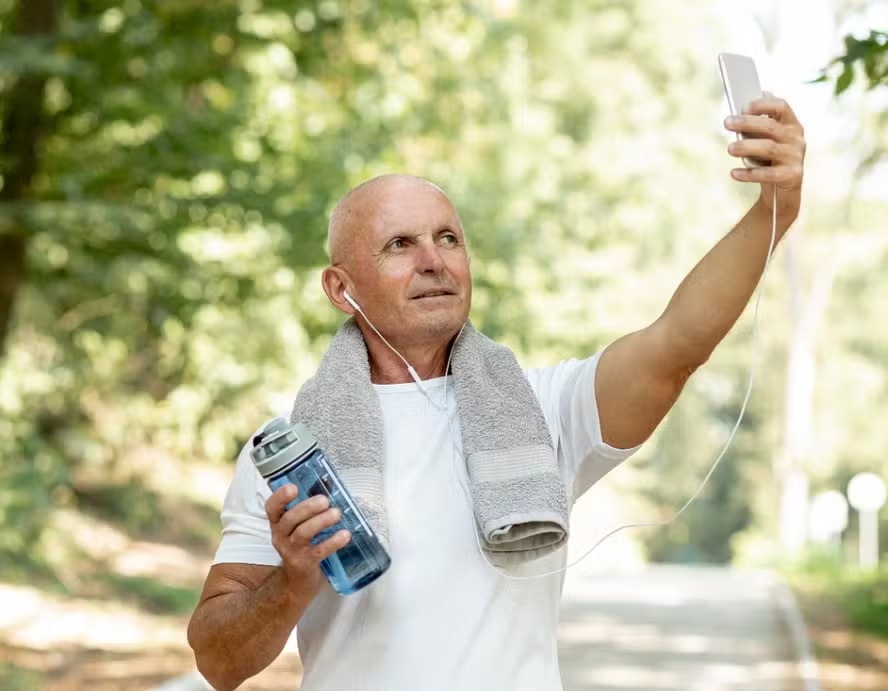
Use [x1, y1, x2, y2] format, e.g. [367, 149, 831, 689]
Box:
[660, 198, 794, 369]
[188, 567, 309, 690]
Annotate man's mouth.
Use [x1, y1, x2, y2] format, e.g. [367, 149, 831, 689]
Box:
[411, 289, 454, 299]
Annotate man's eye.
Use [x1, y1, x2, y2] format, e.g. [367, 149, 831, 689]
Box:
[389, 238, 406, 250]
[441, 233, 458, 245]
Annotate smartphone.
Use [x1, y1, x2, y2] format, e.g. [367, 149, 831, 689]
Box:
[718, 52, 768, 168]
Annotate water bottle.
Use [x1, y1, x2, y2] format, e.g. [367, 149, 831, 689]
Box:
[250, 417, 391, 595]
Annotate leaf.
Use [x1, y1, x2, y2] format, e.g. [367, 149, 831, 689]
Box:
[820, 30, 888, 95]
[836, 66, 855, 95]
[0, 36, 91, 78]
[864, 53, 878, 82]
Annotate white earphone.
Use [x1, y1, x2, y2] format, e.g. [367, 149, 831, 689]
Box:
[343, 290, 361, 312]
[343, 289, 430, 394]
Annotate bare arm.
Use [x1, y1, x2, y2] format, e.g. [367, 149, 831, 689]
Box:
[187, 564, 308, 690]
[596, 96, 806, 449]
[187, 486, 351, 690]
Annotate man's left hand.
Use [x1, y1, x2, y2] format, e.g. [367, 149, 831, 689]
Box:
[724, 94, 806, 220]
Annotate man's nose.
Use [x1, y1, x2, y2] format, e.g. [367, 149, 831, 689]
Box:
[415, 240, 445, 273]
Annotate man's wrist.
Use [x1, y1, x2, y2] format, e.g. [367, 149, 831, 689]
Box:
[754, 188, 799, 236]
[275, 563, 322, 609]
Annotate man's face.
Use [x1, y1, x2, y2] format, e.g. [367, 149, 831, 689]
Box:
[339, 179, 472, 348]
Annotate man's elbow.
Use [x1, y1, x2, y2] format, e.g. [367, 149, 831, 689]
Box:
[191, 648, 248, 691]
[656, 317, 715, 377]
[194, 657, 242, 691]
[188, 618, 244, 691]
[678, 359, 703, 388]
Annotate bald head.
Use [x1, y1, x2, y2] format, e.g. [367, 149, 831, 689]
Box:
[327, 174, 454, 267]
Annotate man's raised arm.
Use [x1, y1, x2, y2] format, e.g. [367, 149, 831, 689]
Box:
[594, 96, 806, 449]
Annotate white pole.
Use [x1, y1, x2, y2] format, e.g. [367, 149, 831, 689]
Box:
[859, 509, 879, 571]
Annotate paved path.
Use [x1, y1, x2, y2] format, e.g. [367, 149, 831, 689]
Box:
[558, 565, 810, 691]
[156, 564, 816, 691]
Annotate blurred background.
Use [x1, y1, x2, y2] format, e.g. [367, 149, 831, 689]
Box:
[0, 0, 886, 689]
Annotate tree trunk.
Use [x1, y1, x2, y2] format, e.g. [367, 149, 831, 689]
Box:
[776, 232, 838, 556]
[0, 0, 58, 358]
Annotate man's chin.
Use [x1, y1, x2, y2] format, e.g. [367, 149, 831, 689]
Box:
[408, 310, 466, 342]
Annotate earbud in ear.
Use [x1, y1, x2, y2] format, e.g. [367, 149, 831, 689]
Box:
[343, 290, 361, 312]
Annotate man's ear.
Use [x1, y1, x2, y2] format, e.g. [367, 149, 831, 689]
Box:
[322, 266, 355, 315]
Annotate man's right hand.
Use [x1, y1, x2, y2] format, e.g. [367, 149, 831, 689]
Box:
[265, 485, 352, 595]
[188, 482, 352, 689]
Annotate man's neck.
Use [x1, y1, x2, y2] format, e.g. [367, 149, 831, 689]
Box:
[358, 324, 452, 385]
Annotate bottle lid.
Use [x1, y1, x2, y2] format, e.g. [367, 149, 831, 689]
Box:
[250, 418, 318, 478]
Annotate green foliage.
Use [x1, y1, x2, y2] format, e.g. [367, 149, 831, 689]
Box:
[785, 551, 888, 638]
[0, 667, 43, 691]
[814, 30, 888, 94]
[1, 0, 887, 578]
[0, 0, 746, 567]
[97, 572, 200, 615]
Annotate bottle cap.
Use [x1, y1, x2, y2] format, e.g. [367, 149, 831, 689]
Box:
[250, 418, 318, 478]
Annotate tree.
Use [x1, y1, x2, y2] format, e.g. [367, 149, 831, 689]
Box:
[0, 0, 781, 568]
[0, 0, 58, 356]
[816, 30, 888, 94]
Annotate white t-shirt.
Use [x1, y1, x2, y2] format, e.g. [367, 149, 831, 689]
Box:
[214, 353, 639, 691]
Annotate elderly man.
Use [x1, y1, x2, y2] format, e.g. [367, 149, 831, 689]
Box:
[188, 96, 805, 690]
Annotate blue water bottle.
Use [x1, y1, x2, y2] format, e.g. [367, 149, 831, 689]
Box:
[250, 418, 391, 595]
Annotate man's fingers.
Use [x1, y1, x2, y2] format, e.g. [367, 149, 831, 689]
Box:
[310, 529, 352, 561]
[265, 485, 329, 528]
[724, 92, 806, 193]
[724, 93, 804, 148]
[744, 94, 802, 128]
[730, 164, 803, 187]
[724, 113, 801, 143]
[292, 506, 342, 544]
[265, 484, 299, 523]
[727, 138, 800, 165]
[275, 495, 331, 536]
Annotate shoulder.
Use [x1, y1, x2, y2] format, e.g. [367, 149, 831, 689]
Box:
[524, 351, 604, 404]
[522, 352, 605, 453]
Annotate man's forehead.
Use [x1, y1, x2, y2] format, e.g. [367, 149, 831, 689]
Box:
[327, 175, 457, 262]
[354, 176, 449, 216]
[373, 183, 455, 226]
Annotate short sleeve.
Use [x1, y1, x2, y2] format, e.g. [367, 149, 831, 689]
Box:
[525, 351, 642, 502]
[212, 429, 283, 567]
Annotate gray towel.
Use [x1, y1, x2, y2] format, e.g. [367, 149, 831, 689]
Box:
[291, 318, 569, 565]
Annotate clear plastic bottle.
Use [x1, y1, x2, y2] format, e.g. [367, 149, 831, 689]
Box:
[250, 418, 391, 595]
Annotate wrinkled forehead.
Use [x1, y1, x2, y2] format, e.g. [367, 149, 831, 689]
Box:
[327, 175, 460, 264]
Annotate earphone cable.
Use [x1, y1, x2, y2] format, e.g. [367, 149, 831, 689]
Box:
[352, 185, 779, 581]
[447, 185, 779, 580]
